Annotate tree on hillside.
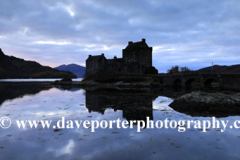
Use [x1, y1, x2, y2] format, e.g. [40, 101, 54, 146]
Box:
[180, 66, 191, 73]
[167, 66, 179, 74]
[167, 66, 191, 74]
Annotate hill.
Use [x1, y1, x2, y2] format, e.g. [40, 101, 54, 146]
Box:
[0, 48, 77, 79]
[55, 64, 86, 78]
[196, 64, 240, 73]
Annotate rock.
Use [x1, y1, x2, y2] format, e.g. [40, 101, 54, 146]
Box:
[52, 78, 72, 85]
[151, 82, 161, 86]
[53, 129, 62, 132]
[114, 81, 130, 86]
[53, 80, 59, 84]
[173, 92, 240, 104]
[115, 81, 124, 85]
[140, 82, 151, 86]
[60, 78, 72, 82]
[169, 92, 240, 117]
[85, 81, 99, 85]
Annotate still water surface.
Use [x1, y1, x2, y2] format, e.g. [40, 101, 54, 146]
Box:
[0, 78, 83, 82]
[0, 83, 240, 159]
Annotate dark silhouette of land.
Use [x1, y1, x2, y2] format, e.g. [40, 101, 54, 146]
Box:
[0, 48, 77, 79]
[196, 64, 240, 73]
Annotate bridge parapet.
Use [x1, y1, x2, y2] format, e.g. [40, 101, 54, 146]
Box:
[155, 73, 240, 90]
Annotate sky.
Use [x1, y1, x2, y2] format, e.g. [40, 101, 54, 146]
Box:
[0, 0, 240, 73]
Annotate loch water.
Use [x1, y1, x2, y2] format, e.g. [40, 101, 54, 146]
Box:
[0, 83, 240, 160]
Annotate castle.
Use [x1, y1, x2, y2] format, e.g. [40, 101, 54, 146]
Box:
[86, 39, 158, 77]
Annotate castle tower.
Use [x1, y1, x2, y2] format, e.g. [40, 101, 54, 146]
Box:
[122, 39, 152, 67]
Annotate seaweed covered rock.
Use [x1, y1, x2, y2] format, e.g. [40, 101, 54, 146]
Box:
[53, 78, 72, 85]
[169, 92, 240, 117]
[60, 77, 72, 82]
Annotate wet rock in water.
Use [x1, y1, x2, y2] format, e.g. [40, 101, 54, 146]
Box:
[60, 77, 72, 82]
[53, 129, 62, 132]
[139, 82, 151, 86]
[53, 78, 73, 85]
[53, 80, 59, 84]
[169, 92, 240, 117]
[84, 81, 99, 85]
[115, 81, 124, 85]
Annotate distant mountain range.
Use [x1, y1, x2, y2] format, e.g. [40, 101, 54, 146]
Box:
[55, 64, 86, 78]
[196, 64, 240, 73]
[0, 49, 77, 79]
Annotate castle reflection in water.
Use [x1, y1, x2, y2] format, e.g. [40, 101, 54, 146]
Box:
[85, 89, 158, 124]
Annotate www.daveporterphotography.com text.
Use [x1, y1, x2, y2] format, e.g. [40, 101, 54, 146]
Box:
[1, 116, 240, 133]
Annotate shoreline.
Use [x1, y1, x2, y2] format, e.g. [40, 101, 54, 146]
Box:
[1, 80, 240, 117]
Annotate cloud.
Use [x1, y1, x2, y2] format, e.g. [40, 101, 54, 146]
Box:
[0, 0, 240, 71]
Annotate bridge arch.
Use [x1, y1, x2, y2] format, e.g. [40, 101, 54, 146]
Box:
[203, 77, 219, 89]
[185, 78, 196, 87]
[184, 77, 201, 90]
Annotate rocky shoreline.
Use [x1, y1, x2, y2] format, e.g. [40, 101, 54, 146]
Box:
[53, 78, 240, 117]
[169, 92, 240, 117]
[53, 78, 162, 89]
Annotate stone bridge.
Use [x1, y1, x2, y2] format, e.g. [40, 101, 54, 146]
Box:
[152, 73, 240, 91]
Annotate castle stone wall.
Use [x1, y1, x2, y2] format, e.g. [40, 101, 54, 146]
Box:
[86, 39, 158, 77]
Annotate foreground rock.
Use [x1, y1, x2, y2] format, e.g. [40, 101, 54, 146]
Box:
[169, 92, 240, 117]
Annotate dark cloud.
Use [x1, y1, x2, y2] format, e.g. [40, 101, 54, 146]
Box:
[0, 0, 240, 71]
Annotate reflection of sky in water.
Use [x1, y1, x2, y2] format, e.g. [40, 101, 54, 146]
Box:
[0, 87, 240, 159]
[152, 96, 173, 111]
